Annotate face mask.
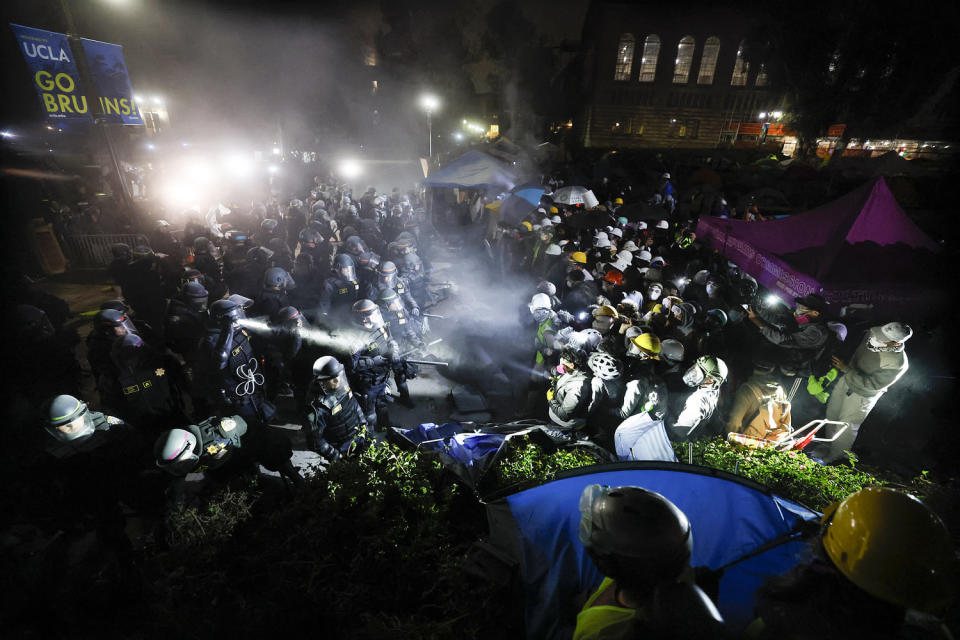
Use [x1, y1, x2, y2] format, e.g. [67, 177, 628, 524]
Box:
[705, 284, 717, 296]
[533, 309, 551, 324]
[795, 314, 811, 325]
[592, 316, 614, 333]
[648, 288, 661, 301]
[682, 365, 704, 388]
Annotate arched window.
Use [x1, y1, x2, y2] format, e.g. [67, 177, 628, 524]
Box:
[755, 63, 769, 86]
[672, 36, 695, 83]
[731, 40, 749, 86]
[613, 33, 635, 81]
[697, 36, 720, 84]
[638, 35, 660, 82]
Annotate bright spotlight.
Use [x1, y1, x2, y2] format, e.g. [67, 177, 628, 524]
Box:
[268, 165, 280, 174]
[272, 147, 281, 155]
[765, 294, 780, 306]
[184, 157, 215, 184]
[224, 153, 254, 177]
[420, 94, 440, 112]
[1, 130, 14, 139]
[145, 142, 155, 150]
[162, 183, 201, 208]
[134, 94, 144, 103]
[453, 132, 464, 141]
[339, 159, 363, 179]
[152, 96, 164, 105]
[758, 112, 767, 119]
[772, 111, 783, 119]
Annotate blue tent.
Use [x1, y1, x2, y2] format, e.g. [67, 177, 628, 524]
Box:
[422, 150, 518, 190]
[483, 462, 820, 639]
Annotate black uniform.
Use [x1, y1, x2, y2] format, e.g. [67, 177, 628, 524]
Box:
[319, 277, 360, 318]
[203, 322, 274, 422]
[303, 383, 367, 458]
[348, 326, 396, 429]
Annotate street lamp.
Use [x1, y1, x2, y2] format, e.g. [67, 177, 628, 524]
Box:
[420, 93, 440, 158]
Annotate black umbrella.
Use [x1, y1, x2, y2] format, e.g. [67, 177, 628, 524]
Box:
[617, 201, 670, 222]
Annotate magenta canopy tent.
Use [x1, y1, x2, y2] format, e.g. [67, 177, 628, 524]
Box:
[696, 178, 942, 314]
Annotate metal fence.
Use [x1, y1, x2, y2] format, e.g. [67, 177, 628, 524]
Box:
[61, 234, 151, 268]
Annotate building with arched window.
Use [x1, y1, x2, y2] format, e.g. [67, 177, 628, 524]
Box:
[573, 1, 782, 149]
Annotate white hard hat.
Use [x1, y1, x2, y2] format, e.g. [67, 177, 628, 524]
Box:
[622, 240, 639, 252]
[609, 258, 630, 272]
[663, 172, 671, 179]
[610, 228, 623, 238]
[595, 231, 608, 240]
[528, 293, 551, 311]
[595, 236, 612, 248]
[656, 220, 669, 230]
[637, 249, 653, 263]
[636, 222, 648, 230]
[650, 256, 666, 267]
[558, 239, 570, 246]
[541, 217, 553, 227]
[533, 224, 542, 231]
[546, 243, 562, 256]
[616, 250, 633, 264]
[537, 207, 547, 214]
[551, 215, 562, 224]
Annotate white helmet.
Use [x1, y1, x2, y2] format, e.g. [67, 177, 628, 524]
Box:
[541, 217, 553, 227]
[528, 293, 552, 312]
[660, 338, 685, 364]
[595, 235, 612, 249]
[636, 249, 652, 263]
[581, 328, 603, 351]
[551, 215, 562, 224]
[588, 351, 621, 380]
[610, 227, 623, 238]
[609, 258, 630, 272]
[545, 243, 562, 256]
[537, 207, 547, 214]
[616, 250, 633, 264]
[650, 256, 666, 268]
[636, 221, 648, 230]
[656, 220, 669, 230]
[622, 240, 639, 252]
[663, 172, 671, 179]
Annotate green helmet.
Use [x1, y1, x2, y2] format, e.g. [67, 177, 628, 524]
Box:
[44, 394, 94, 442]
[682, 356, 728, 388]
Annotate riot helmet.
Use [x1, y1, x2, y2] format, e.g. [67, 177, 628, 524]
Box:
[344, 235, 368, 256]
[110, 243, 132, 261]
[44, 394, 94, 442]
[183, 281, 209, 312]
[377, 287, 404, 312]
[194, 236, 211, 253]
[334, 253, 357, 282]
[263, 267, 290, 290]
[154, 428, 201, 476]
[94, 308, 137, 338]
[111, 333, 146, 370]
[352, 298, 384, 330]
[261, 218, 279, 234]
[312, 355, 346, 392]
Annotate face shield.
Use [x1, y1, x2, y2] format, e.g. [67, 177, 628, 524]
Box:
[319, 370, 345, 392]
[358, 307, 385, 330]
[625, 341, 652, 360]
[47, 412, 95, 442]
[682, 364, 705, 388]
[379, 271, 398, 289]
[187, 294, 209, 313]
[340, 264, 357, 282]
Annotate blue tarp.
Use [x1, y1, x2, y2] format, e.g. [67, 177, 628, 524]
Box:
[488, 464, 820, 639]
[422, 151, 517, 190]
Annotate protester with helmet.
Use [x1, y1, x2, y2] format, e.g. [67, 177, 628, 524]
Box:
[812, 322, 913, 464]
[619, 332, 669, 421]
[668, 355, 728, 441]
[302, 356, 368, 459]
[586, 351, 626, 448]
[547, 348, 593, 430]
[749, 488, 957, 639]
[574, 485, 724, 639]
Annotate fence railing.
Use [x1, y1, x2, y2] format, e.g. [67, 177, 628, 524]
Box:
[61, 234, 151, 268]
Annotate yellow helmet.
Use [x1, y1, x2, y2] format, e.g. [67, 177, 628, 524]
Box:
[821, 488, 958, 612]
[569, 251, 588, 265]
[630, 333, 661, 357]
[592, 304, 619, 318]
[614, 197, 624, 205]
[521, 221, 533, 232]
[550, 206, 559, 214]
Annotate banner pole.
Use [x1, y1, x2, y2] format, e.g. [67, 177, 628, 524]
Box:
[58, 0, 133, 211]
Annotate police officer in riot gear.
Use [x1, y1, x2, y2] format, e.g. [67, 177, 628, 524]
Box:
[347, 299, 399, 429]
[87, 308, 139, 388]
[262, 305, 307, 401]
[102, 334, 188, 432]
[303, 356, 368, 458]
[203, 296, 274, 422]
[319, 253, 361, 318]
[373, 260, 420, 316]
[254, 266, 295, 319]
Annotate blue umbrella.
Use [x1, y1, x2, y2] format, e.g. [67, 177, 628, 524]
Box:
[510, 185, 547, 207]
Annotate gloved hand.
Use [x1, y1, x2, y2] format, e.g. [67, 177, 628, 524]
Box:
[411, 307, 421, 317]
[372, 355, 389, 366]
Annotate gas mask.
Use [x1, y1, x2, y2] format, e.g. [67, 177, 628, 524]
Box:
[592, 315, 615, 334]
[682, 364, 705, 388]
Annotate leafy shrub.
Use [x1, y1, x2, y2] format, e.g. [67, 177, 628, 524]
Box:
[490, 439, 600, 490]
[672, 438, 884, 510]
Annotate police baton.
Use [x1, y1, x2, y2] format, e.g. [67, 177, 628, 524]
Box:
[405, 359, 448, 367]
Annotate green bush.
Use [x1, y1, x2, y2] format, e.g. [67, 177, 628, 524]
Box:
[672, 438, 884, 510]
[490, 439, 600, 490]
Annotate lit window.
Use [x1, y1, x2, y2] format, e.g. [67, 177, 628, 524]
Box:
[731, 40, 749, 86]
[614, 34, 635, 81]
[638, 35, 660, 82]
[697, 37, 720, 84]
[755, 63, 768, 86]
[371, 80, 378, 94]
[673, 36, 695, 84]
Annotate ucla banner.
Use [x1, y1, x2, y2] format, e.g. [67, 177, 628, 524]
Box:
[10, 24, 143, 125]
[10, 23, 89, 122]
[80, 37, 143, 125]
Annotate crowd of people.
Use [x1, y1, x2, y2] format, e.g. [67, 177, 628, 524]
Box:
[8, 161, 953, 639]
